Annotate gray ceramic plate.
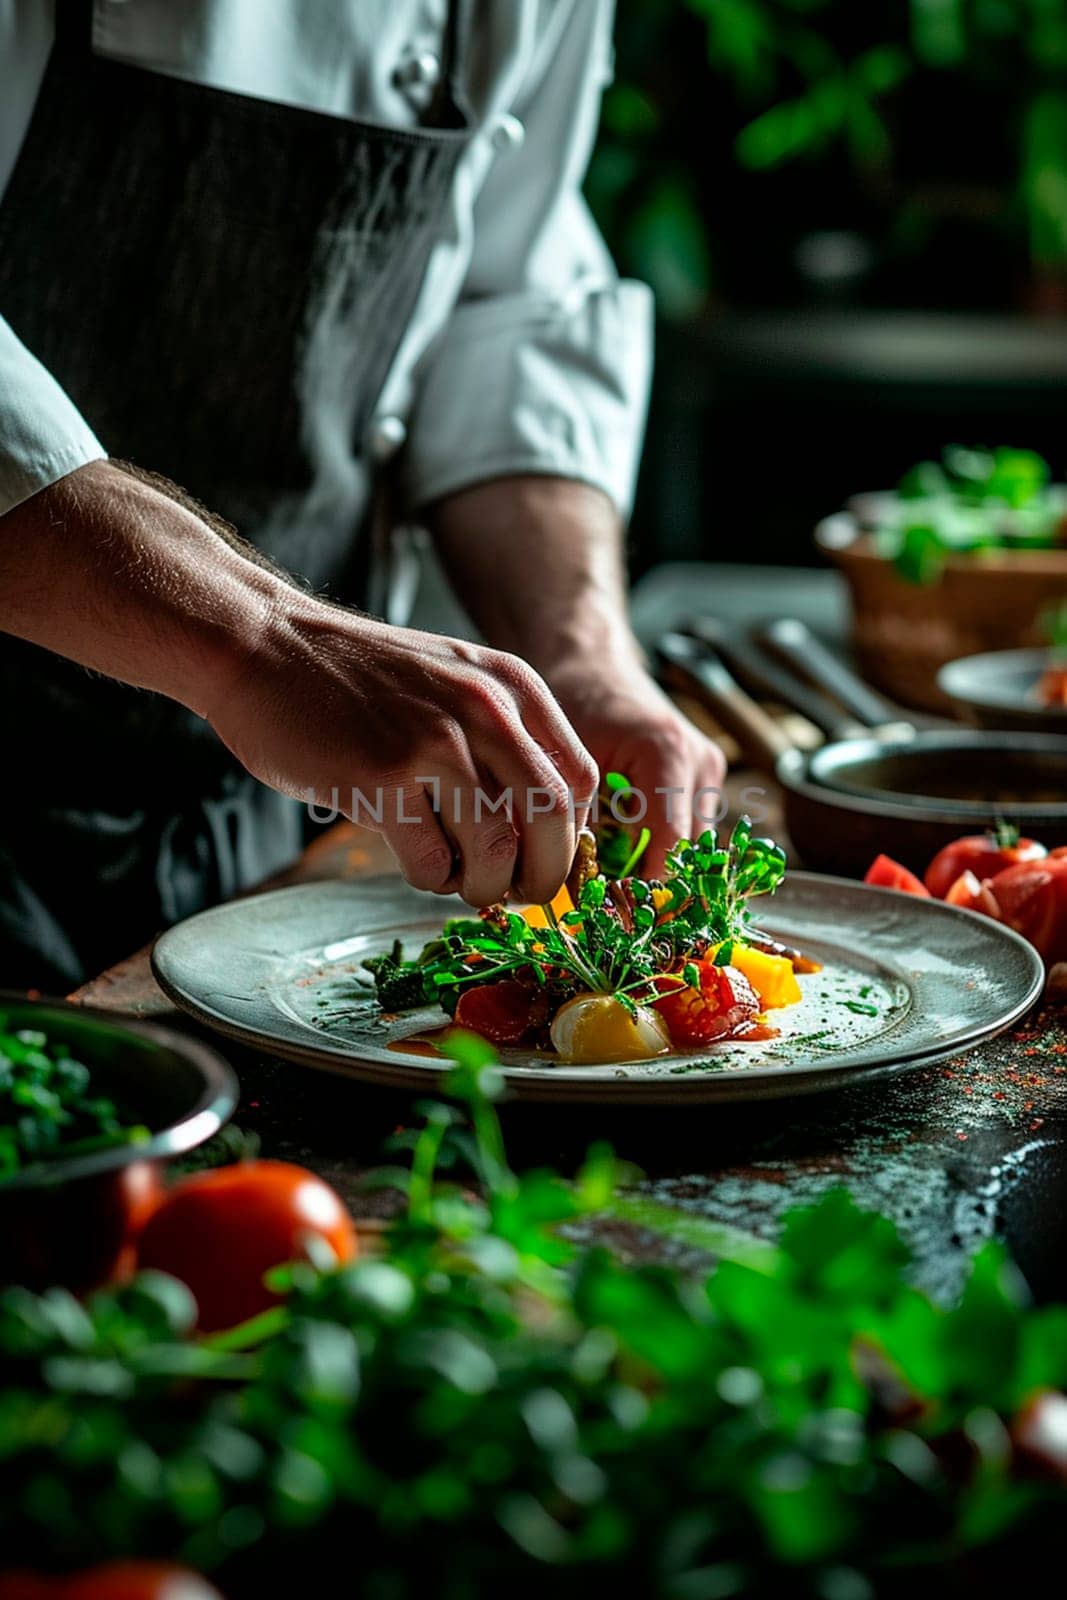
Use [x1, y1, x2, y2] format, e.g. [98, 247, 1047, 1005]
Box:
[151, 874, 1044, 1103]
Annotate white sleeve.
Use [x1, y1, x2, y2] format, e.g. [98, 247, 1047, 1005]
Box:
[400, 0, 653, 520]
[0, 314, 106, 516]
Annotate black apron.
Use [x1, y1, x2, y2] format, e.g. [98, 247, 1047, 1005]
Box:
[0, 0, 473, 990]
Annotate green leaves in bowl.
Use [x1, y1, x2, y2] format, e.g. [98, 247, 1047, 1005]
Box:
[876, 446, 1067, 583]
[0, 1015, 149, 1179]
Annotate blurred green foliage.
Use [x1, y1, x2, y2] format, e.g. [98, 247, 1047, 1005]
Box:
[589, 0, 1067, 316]
[2, 1037, 1067, 1594]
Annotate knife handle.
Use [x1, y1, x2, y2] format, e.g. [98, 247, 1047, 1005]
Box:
[755, 618, 908, 732]
[655, 632, 793, 774]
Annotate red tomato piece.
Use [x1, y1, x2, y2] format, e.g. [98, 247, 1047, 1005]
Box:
[982, 856, 1067, 967]
[137, 1162, 357, 1333]
[0, 1576, 54, 1600]
[0, 1568, 223, 1600]
[864, 854, 931, 896]
[453, 980, 535, 1044]
[64, 1567, 223, 1600]
[65, 1568, 222, 1593]
[943, 870, 994, 913]
[652, 960, 760, 1048]
[924, 830, 1046, 899]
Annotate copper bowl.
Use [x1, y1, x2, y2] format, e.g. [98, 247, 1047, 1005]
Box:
[816, 501, 1067, 715]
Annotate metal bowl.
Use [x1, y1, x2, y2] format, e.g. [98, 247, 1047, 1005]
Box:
[938, 648, 1067, 734]
[0, 993, 238, 1290]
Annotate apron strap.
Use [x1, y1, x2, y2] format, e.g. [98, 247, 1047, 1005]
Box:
[436, 0, 472, 127]
[54, 0, 95, 55]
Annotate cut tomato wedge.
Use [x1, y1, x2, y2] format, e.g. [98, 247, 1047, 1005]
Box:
[943, 870, 995, 914]
[652, 960, 761, 1048]
[453, 980, 535, 1045]
[864, 854, 931, 896]
[983, 857, 1067, 966]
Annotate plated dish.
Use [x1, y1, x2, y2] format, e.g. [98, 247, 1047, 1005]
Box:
[362, 819, 812, 1065]
[152, 851, 1044, 1104]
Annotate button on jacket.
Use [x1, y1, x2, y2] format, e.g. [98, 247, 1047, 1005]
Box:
[0, 0, 653, 527]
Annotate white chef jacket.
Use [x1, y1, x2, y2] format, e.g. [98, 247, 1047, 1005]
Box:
[0, 0, 653, 525]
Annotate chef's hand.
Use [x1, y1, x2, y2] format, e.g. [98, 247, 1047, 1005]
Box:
[544, 654, 727, 876]
[428, 474, 728, 876]
[0, 461, 596, 908]
[205, 604, 598, 907]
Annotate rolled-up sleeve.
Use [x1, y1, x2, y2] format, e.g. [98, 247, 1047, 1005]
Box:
[0, 314, 105, 516]
[401, 0, 654, 520]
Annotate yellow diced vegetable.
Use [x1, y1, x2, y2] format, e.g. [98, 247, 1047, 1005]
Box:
[713, 942, 802, 1009]
[520, 884, 574, 929]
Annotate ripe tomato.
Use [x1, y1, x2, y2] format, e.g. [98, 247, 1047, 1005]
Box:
[1012, 1390, 1067, 1482]
[137, 1162, 357, 1333]
[864, 855, 930, 896]
[982, 856, 1067, 967]
[453, 980, 535, 1044]
[0, 1568, 222, 1600]
[0, 1576, 53, 1600]
[64, 1566, 223, 1600]
[652, 960, 760, 1048]
[924, 829, 1046, 899]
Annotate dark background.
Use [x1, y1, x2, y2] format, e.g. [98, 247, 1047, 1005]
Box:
[586, 0, 1067, 571]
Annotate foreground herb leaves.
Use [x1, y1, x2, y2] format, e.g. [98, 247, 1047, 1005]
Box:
[0, 1034, 1065, 1596]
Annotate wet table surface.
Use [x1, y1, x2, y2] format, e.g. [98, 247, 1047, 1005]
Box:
[69, 564, 1067, 1305]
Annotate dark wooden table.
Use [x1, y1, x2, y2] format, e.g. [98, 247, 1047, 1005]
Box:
[69, 565, 1067, 1304]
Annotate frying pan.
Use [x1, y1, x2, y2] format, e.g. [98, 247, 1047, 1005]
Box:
[656, 618, 1067, 877]
[937, 647, 1067, 735]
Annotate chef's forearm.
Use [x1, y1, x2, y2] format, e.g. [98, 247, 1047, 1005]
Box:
[427, 475, 644, 680]
[0, 459, 281, 716]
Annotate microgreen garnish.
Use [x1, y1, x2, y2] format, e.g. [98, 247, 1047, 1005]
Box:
[362, 817, 788, 1021]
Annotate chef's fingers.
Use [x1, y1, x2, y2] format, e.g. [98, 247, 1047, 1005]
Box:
[481, 652, 598, 832]
[378, 782, 458, 895]
[439, 770, 520, 908]
[491, 746, 579, 905]
[470, 731, 584, 906]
